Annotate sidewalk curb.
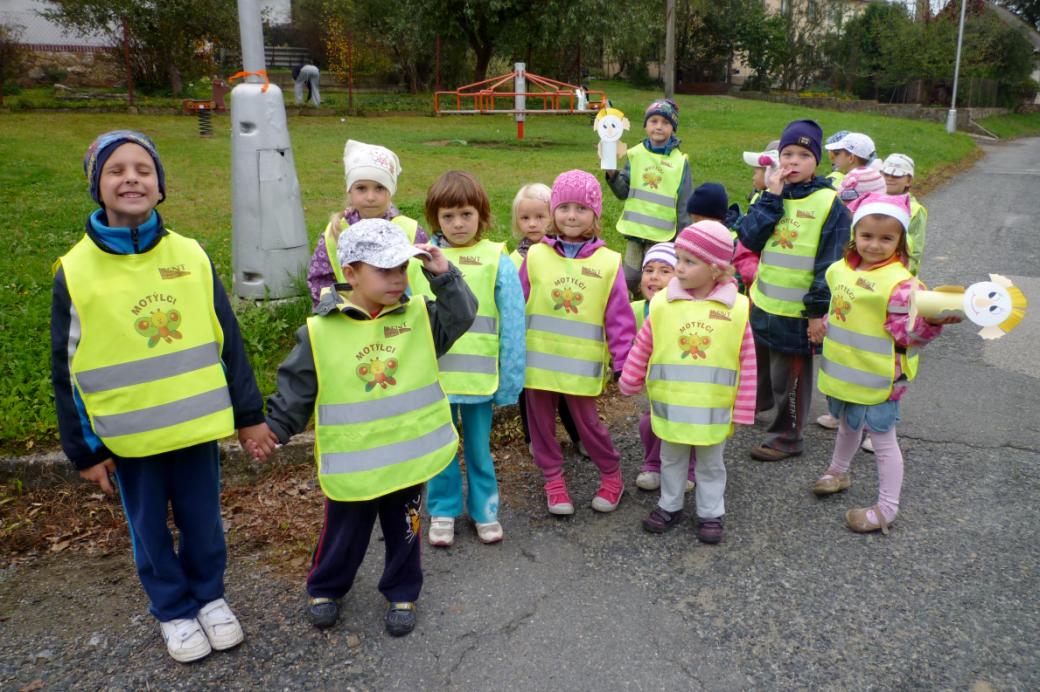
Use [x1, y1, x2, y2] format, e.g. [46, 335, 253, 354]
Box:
[0, 432, 317, 489]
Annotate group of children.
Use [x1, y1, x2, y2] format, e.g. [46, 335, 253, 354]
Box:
[52, 100, 960, 662]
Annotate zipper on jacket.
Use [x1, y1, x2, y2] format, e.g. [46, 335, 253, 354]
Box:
[131, 226, 139, 252]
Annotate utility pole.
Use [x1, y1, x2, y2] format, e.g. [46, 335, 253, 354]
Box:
[664, 0, 675, 98]
[946, 0, 967, 134]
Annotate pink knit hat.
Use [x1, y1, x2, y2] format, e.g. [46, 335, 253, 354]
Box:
[840, 166, 887, 210]
[550, 169, 603, 218]
[675, 220, 735, 270]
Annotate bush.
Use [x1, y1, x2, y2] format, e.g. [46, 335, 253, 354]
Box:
[41, 65, 69, 85]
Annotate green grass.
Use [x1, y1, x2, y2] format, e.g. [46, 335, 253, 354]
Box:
[975, 111, 1040, 139]
[0, 80, 977, 454]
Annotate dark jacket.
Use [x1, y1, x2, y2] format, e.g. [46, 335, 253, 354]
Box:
[265, 264, 477, 443]
[51, 211, 266, 470]
[734, 176, 850, 354]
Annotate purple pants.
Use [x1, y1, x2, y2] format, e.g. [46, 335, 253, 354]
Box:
[525, 388, 619, 482]
[639, 410, 696, 481]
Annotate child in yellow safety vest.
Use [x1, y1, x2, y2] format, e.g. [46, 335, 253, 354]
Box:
[880, 153, 928, 276]
[261, 219, 477, 636]
[630, 242, 697, 493]
[733, 119, 851, 462]
[413, 171, 526, 548]
[809, 194, 959, 535]
[520, 169, 636, 515]
[620, 221, 757, 543]
[605, 98, 694, 294]
[509, 182, 587, 461]
[51, 130, 278, 663]
[306, 139, 428, 307]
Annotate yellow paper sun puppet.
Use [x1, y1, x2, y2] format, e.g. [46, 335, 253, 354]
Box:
[595, 106, 630, 171]
[909, 274, 1028, 340]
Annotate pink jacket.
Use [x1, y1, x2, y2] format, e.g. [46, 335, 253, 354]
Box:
[519, 236, 635, 374]
[826, 254, 944, 401]
[619, 277, 757, 426]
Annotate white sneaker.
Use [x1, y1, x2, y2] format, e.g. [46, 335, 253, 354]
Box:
[428, 516, 454, 546]
[861, 435, 875, 453]
[197, 598, 244, 651]
[474, 520, 504, 544]
[159, 617, 212, 663]
[816, 413, 840, 430]
[635, 471, 661, 490]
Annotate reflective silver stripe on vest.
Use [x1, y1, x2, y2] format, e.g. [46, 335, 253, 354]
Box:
[621, 210, 674, 232]
[438, 353, 497, 374]
[527, 351, 603, 378]
[76, 342, 221, 394]
[526, 314, 604, 342]
[820, 358, 892, 390]
[826, 324, 892, 356]
[760, 250, 815, 272]
[651, 400, 732, 426]
[755, 279, 808, 303]
[321, 422, 456, 475]
[91, 386, 231, 438]
[318, 381, 444, 426]
[629, 188, 675, 207]
[648, 363, 737, 387]
[468, 315, 498, 335]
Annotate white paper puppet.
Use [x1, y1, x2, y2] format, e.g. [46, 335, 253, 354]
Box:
[909, 274, 1028, 340]
[594, 107, 630, 171]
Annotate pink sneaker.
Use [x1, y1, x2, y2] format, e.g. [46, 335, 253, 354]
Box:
[591, 470, 624, 512]
[544, 478, 574, 515]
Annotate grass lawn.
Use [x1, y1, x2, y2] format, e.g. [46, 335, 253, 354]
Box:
[976, 111, 1040, 139]
[0, 81, 977, 455]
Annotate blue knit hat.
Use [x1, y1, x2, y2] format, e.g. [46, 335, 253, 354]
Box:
[644, 98, 679, 132]
[83, 130, 166, 206]
[779, 119, 823, 164]
[686, 182, 729, 220]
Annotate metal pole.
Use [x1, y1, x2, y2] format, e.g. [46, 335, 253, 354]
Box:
[515, 62, 525, 140]
[664, 0, 676, 98]
[946, 0, 967, 134]
[237, 0, 266, 81]
[435, 35, 441, 92]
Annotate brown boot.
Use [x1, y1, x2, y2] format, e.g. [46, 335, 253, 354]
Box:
[812, 472, 851, 496]
[749, 444, 801, 461]
[845, 505, 892, 535]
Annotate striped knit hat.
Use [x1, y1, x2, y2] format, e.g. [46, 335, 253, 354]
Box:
[642, 242, 676, 269]
[840, 166, 888, 209]
[675, 221, 735, 270]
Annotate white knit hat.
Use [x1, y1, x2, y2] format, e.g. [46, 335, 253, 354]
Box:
[343, 140, 401, 196]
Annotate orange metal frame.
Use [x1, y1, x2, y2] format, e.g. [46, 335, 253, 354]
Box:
[434, 70, 606, 115]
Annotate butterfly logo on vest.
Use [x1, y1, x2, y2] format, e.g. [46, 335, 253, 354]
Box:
[642, 168, 663, 190]
[356, 357, 398, 391]
[134, 309, 182, 348]
[678, 332, 711, 360]
[832, 297, 852, 322]
[770, 228, 798, 249]
[551, 287, 583, 314]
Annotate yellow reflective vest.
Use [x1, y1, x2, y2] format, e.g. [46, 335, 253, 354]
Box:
[509, 248, 523, 269]
[324, 214, 419, 284]
[645, 290, 749, 445]
[750, 188, 836, 318]
[826, 170, 846, 187]
[524, 242, 620, 396]
[60, 231, 234, 457]
[408, 239, 503, 396]
[631, 299, 648, 332]
[616, 143, 687, 242]
[308, 298, 457, 501]
[907, 195, 927, 276]
[817, 259, 920, 405]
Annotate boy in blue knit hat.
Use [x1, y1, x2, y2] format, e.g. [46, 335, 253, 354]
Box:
[733, 119, 850, 461]
[52, 130, 278, 663]
[605, 98, 694, 294]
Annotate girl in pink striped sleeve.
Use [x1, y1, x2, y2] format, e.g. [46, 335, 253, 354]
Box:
[619, 221, 757, 544]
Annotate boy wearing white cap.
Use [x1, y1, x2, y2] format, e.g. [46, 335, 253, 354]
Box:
[307, 140, 428, 306]
[262, 219, 477, 637]
[881, 153, 927, 276]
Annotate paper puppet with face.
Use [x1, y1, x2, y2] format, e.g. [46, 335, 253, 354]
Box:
[594, 107, 630, 170]
[909, 274, 1027, 340]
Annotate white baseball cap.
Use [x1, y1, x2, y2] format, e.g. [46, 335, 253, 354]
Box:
[880, 153, 915, 178]
[824, 132, 875, 160]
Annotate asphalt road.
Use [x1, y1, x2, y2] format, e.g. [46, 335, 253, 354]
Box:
[2, 137, 1038, 690]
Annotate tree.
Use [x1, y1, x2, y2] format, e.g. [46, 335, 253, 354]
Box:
[998, 0, 1040, 30]
[42, 0, 239, 95]
[0, 22, 26, 106]
[430, 0, 537, 82]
